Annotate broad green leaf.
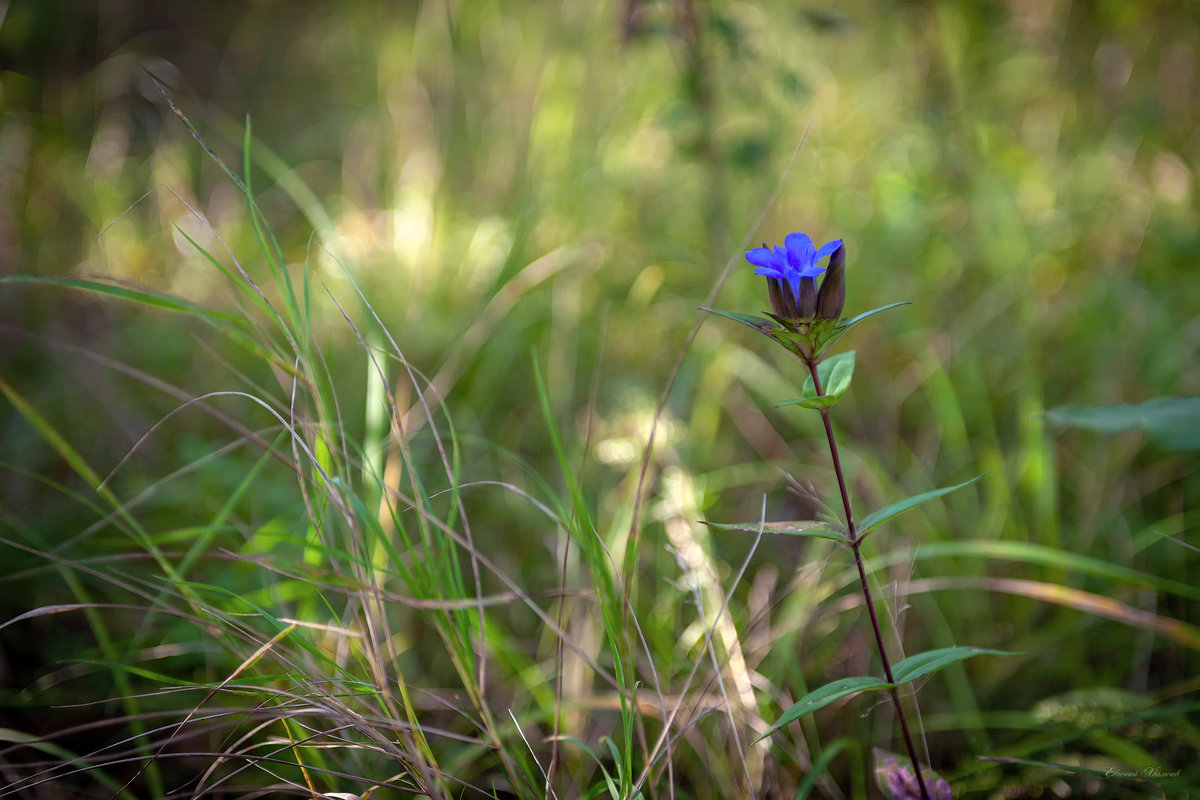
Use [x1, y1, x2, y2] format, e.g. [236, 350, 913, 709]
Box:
[699, 307, 778, 334]
[802, 350, 855, 401]
[1047, 397, 1200, 451]
[701, 519, 848, 542]
[777, 351, 857, 411]
[856, 474, 985, 540]
[823, 350, 856, 397]
[759, 676, 893, 739]
[890, 646, 1018, 685]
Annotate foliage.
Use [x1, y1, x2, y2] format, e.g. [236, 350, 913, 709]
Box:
[1, 1, 1198, 798]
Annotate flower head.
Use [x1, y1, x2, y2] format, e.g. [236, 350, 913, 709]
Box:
[746, 232, 844, 321]
[874, 749, 953, 800]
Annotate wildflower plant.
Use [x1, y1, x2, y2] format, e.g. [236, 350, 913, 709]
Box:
[703, 231, 1014, 800]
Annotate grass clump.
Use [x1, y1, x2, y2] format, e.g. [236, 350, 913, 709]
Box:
[2, 4, 1198, 798]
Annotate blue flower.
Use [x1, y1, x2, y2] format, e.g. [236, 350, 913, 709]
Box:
[746, 232, 844, 321]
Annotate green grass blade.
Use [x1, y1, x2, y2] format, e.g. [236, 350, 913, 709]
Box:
[881, 539, 1200, 602]
[792, 738, 860, 800]
[1047, 396, 1200, 450]
[0, 378, 105, 489]
[0, 275, 240, 319]
[0, 275, 287, 370]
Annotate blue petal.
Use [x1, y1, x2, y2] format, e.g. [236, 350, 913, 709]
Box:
[753, 266, 786, 280]
[784, 232, 815, 269]
[745, 247, 784, 270]
[798, 264, 827, 279]
[814, 239, 843, 263]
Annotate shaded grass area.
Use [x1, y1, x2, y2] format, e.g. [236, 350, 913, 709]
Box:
[2, 2, 1198, 798]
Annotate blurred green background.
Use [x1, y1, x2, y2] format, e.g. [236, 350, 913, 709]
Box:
[2, 1, 1198, 798]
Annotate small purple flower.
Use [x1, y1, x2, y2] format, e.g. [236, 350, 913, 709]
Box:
[746, 232, 844, 321]
[874, 749, 953, 800]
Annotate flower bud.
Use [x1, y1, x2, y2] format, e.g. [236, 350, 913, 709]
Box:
[815, 242, 846, 320]
[874, 749, 952, 800]
[766, 275, 800, 320]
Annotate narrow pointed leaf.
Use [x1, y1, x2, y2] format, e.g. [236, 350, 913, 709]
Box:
[857, 474, 985, 538]
[820, 302, 911, 354]
[699, 307, 778, 334]
[890, 646, 1018, 685]
[835, 302, 911, 333]
[701, 519, 848, 541]
[776, 394, 839, 410]
[759, 676, 893, 739]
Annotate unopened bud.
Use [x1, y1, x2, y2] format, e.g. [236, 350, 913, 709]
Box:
[766, 276, 800, 320]
[816, 242, 846, 320]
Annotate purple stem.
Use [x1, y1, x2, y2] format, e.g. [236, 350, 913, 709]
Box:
[805, 358, 931, 800]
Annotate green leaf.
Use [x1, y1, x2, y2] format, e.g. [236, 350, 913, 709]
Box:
[821, 350, 856, 397]
[856, 474, 985, 541]
[699, 307, 778, 334]
[777, 350, 856, 410]
[775, 394, 839, 410]
[815, 302, 910, 356]
[700, 519, 848, 541]
[835, 302, 911, 333]
[759, 676, 893, 739]
[890, 646, 1018, 685]
[1047, 397, 1200, 451]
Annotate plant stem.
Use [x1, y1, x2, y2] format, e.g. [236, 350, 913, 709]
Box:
[804, 359, 932, 800]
